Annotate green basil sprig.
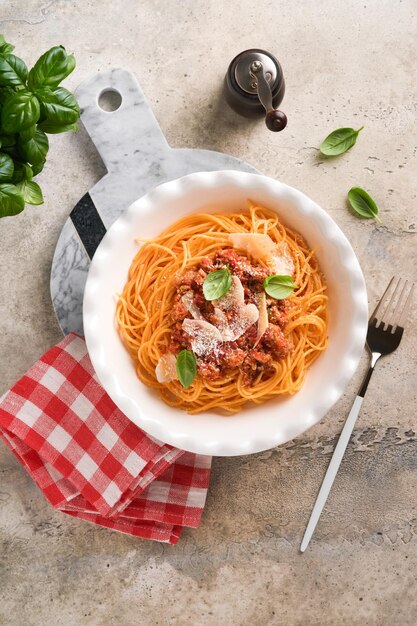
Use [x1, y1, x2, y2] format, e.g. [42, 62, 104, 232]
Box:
[203, 268, 232, 301]
[263, 275, 295, 299]
[347, 187, 381, 222]
[176, 350, 197, 389]
[0, 35, 79, 218]
[320, 126, 364, 156]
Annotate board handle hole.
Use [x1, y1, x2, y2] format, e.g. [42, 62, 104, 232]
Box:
[98, 89, 122, 112]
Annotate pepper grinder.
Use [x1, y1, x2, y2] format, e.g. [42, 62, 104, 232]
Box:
[224, 49, 287, 132]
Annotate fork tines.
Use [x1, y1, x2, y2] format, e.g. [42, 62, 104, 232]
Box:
[371, 277, 415, 332]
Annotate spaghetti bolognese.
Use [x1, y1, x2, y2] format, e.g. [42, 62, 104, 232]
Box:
[116, 203, 328, 414]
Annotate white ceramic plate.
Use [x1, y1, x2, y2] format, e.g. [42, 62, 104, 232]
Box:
[83, 171, 368, 456]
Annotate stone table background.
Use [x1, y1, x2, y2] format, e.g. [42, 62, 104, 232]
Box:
[1, 1, 416, 624]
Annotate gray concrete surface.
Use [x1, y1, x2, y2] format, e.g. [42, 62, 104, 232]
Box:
[1, 1, 416, 624]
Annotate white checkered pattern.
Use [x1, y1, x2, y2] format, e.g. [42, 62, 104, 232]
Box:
[76, 453, 99, 480]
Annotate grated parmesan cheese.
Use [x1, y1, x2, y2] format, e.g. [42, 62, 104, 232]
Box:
[182, 319, 223, 356]
[213, 275, 244, 311]
[225, 303, 259, 341]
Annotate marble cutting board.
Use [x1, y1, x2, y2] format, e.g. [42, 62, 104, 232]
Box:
[50, 69, 259, 336]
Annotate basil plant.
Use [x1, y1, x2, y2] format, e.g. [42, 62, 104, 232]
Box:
[0, 34, 80, 217]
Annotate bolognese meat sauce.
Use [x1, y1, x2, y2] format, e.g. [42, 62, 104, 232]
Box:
[169, 249, 292, 385]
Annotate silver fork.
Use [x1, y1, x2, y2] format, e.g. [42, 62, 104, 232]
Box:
[300, 277, 415, 552]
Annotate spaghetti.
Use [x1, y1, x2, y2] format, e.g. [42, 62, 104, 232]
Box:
[116, 204, 328, 414]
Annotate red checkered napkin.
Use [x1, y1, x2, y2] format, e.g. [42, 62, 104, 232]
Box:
[0, 334, 211, 544]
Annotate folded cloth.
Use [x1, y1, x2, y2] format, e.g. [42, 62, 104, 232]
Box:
[0, 333, 211, 544]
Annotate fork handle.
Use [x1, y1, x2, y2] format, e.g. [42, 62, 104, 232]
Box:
[300, 395, 364, 552]
[300, 356, 381, 552]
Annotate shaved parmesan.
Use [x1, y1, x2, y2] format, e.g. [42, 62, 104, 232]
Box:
[213, 275, 244, 311]
[155, 353, 178, 383]
[269, 242, 295, 276]
[229, 233, 295, 276]
[182, 319, 223, 356]
[229, 233, 276, 260]
[212, 276, 259, 342]
[181, 291, 203, 319]
[218, 302, 259, 342]
[234, 303, 259, 339]
[255, 292, 268, 347]
[213, 307, 229, 335]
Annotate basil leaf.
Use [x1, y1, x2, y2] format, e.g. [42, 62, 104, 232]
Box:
[18, 128, 49, 164]
[12, 162, 33, 183]
[28, 46, 76, 90]
[1, 91, 40, 132]
[0, 86, 14, 105]
[0, 35, 14, 55]
[1, 45, 15, 56]
[31, 160, 45, 176]
[0, 54, 28, 87]
[38, 86, 80, 127]
[320, 126, 364, 156]
[19, 125, 36, 141]
[347, 187, 382, 222]
[1, 144, 19, 159]
[0, 183, 24, 217]
[16, 180, 43, 205]
[176, 350, 197, 389]
[0, 133, 16, 147]
[203, 268, 232, 301]
[38, 120, 78, 134]
[0, 152, 14, 181]
[34, 87, 58, 102]
[23, 163, 33, 181]
[263, 275, 295, 299]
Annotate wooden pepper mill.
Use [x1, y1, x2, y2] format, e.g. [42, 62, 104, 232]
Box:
[224, 49, 287, 132]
